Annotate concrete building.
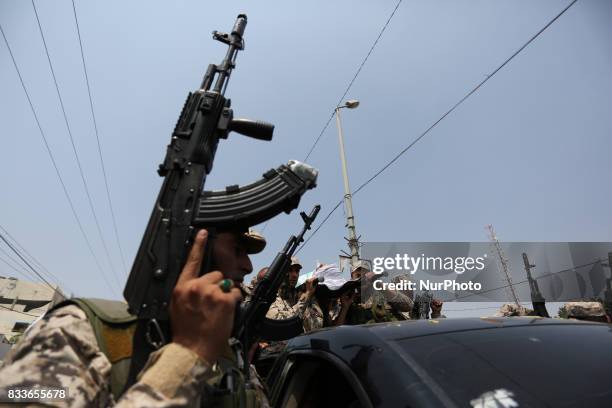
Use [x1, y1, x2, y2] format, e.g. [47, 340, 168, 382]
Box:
[0, 276, 65, 347]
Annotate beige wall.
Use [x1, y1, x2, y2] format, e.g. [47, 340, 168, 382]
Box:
[0, 277, 65, 343]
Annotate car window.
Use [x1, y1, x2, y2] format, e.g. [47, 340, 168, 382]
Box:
[394, 324, 612, 407]
[279, 356, 365, 408]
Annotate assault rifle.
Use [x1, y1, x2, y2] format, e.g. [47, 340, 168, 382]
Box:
[234, 204, 320, 352]
[123, 14, 317, 383]
[522, 252, 550, 318]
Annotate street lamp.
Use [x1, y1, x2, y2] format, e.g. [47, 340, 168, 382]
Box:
[335, 99, 360, 271]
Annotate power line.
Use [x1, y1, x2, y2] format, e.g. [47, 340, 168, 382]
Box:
[0, 251, 41, 284]
[303, 0, 403, 162]
[446, 259, 603, 302]
[0, 22, 118, 297]
[352, 0, 578, 198]
[296, 200, 343, 255]
[296, 0, 579, 254]
[71, 0, 129, 277]
[0, 304, 40, 318]
[31, 1, 122, 290]
[0, 231, 55, 290]
[0, 224, 74, 294]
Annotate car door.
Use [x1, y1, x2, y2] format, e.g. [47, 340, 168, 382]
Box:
[269, 350, 373, 408]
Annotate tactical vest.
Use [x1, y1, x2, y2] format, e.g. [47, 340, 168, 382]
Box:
[55, 298, 137, 400]
[54, 298, 263, 407]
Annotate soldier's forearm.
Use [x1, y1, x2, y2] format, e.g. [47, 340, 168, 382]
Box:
[382, 290, 414, 312]
[114, 343, 215, 407]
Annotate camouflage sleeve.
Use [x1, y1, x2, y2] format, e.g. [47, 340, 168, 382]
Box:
[383, 290, 414, 312]
[302, 303, 324, 333]
[265, 296, 311, 320]
[0, 304, 215, 407]
[265, 296, 284, 319]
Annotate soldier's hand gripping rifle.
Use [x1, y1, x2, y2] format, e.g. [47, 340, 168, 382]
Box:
[123, 14, 318, 383]
[234, 205, 321, 352]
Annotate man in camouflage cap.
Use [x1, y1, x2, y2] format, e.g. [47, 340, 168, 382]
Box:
[266, 256, 317, 320]
[297, 263, 359, 332]
[260, 257, 317, 356]
[0, 228, 269, 407]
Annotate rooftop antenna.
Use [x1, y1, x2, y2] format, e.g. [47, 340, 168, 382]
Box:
[486, 224, 520, 307]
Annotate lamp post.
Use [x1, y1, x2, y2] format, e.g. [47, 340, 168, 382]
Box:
[335, 99, 360, 270]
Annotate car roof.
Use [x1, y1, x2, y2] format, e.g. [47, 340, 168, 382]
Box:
[283, 318, 612, 407]
[290, 316, 605, 344]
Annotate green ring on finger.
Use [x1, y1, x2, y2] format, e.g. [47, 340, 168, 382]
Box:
[219, 279, 233, 293]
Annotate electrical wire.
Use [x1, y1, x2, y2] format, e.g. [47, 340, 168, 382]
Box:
[303, 0, 403, 162]
[296, 0, 579, 254]
[0, 223, 72, 293]
[443, 259, 603, 302]
[71, 0, 129, 277]
[0, 231, 55, 290]
[31, 0, 122, 289]
[295, 200, 343, 255]
[0, 304, 40, 318]
[352, 0, 579, 198]
[0, 251, 41, 284]
[0, 22, 118, 297]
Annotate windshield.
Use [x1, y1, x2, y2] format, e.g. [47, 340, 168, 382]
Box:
[394, 324, 612, 407]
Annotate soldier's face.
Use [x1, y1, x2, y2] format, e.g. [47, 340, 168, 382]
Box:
[212, 231, 253, 285]
[288, 265, 300, 288]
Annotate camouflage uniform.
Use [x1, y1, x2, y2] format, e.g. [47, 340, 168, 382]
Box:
[384, 289, 414, 316]
[260, 295, 313, 356]
[265, 295, 309, 321]
[347, 289, 413, 325]
[494, 303, 534, 317]
[0, 304, 214, 407]
[559, 301, 607, 322]
[0, 303, 269, 407]
[302, 299, 325, 333]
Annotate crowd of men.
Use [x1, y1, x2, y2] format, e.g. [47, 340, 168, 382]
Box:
[17, 223, 609, 407]
[3, 223, 605, 407]
[0, 226, 449, 407]
[255, 254, 447, 361]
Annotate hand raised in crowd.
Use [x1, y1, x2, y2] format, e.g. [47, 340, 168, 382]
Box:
[430, 299, 443, 317]
[170, 229, 242, 363]
[303, 277, 318, 300]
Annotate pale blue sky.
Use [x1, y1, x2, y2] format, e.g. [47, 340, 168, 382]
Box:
[1, 1, 611, 316]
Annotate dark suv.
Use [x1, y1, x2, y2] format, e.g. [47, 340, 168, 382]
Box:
[265, 317, 612, 407]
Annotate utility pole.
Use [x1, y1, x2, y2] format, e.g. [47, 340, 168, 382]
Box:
[486, 224, 520, 307]
[335, 100, 361, 269]
[522, 252, 549, 317]
[602, 252, 612, 321]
